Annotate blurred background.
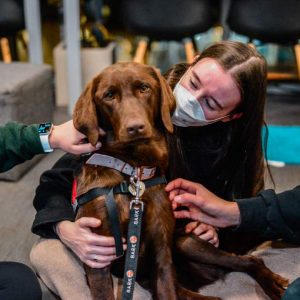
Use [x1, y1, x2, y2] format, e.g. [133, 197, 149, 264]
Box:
[0, 1, 300, 298]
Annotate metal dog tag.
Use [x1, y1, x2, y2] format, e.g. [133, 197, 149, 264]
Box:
[129, 181, 145, 197]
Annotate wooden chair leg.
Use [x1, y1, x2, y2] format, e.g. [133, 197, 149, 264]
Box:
[294, 44, 300, 80]
[248, 42, 256, 49]
[133, 38, 148, 64]
[183, 38, 195, 64]
[250, 42, 299, 81]
[0, 38, 12, 63]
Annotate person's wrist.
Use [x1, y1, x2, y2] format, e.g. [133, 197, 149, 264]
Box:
[225, 202, 241, 227]
[55, 220, 70, 238]
[48, 125, 58, 149]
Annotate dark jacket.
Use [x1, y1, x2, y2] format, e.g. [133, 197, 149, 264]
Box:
[32, 154, 79, 238]
[0, 122, 44, 172]
[236, 186, 300, 243]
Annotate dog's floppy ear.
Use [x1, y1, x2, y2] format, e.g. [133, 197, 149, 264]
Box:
[73, 78, 100, 146]
[153, 67, 176, 134]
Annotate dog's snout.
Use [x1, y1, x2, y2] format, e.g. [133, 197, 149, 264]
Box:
[126, 120, 145, 136]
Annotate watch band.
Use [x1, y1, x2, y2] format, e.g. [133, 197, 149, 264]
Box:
[38, 123, 54, 153]
[39, 134, 53, 152]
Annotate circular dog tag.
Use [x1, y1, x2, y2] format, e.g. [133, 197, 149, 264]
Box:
[128, 181, 145, 197]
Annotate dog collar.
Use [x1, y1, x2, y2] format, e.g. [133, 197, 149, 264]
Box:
[86, 153, 156, 180]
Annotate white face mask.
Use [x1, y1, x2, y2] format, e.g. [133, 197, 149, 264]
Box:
[172, 83, 229, 127]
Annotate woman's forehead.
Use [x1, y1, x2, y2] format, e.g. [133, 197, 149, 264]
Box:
[191, 58, 224, 77]
[188, 58, 241, 108]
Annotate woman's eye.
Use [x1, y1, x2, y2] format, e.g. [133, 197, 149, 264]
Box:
[140, 84, 150, 93]
[204, 98, 215, 110]
[190, 79, 197, 89]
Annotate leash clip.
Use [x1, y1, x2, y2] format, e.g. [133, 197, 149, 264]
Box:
[129, 167, 144, 211]
[130, 199, 144, 211]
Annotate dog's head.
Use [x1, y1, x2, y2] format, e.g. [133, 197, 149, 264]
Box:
[73, 62, 175, 149]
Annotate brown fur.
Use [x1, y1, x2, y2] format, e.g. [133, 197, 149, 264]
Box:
[73, 62, 288, 300]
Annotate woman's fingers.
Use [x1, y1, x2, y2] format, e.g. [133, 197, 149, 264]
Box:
[185, 221, 198, 233]
[174, 192, 203, 207]
[87, 242, 127, 256]
[89, 254, 117, 263]
[85, 259, 112, 269]
[174, 210, 192, 219]
[165, 178, 199, 194]
[198, 230, 214, 241]
[77, 217, 101, 229]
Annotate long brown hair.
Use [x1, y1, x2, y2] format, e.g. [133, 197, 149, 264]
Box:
[165, 41, 267, 198]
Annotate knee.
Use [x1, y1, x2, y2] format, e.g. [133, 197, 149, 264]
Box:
[30, 238, 65, 274]
[30, 238, 84, 278]
[30, 239, 50, 273]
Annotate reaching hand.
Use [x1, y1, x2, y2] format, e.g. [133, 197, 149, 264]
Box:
[56, 217, 126, 268]
[49, 120, 105, 155]
[185, 221, 219, 247]
[165, 178, 241, 228]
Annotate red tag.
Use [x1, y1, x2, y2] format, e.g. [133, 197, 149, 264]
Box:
[71, 179, 77, 204]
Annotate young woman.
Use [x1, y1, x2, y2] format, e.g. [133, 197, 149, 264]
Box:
[30, 41, 268, 299]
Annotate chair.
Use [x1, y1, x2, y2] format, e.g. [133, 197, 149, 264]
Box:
[0, 0, 25, 63]
[121, 0, 220, 64]
[226, 0, 300, 80]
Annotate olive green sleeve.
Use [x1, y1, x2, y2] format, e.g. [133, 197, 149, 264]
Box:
[0, 122, 44, 172]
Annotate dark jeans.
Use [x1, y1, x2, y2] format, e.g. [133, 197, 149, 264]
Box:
[282, 277, 300, 300]
[0, 262, 42, 300]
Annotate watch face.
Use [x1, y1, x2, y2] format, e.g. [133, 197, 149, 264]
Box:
[38, 123, 52, 134]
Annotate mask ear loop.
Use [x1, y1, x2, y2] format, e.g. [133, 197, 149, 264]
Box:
[212, 113, 231, 122]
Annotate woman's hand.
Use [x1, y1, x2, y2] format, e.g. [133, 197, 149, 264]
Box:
[56, 217, 126, 269]
[49, 120, 105, 155]
[185, 221, 219, 247]
[165, 178, 241, 228]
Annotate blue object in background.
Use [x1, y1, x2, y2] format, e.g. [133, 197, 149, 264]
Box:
[263, 125, 300, 165]
[282, 277, 300, 300]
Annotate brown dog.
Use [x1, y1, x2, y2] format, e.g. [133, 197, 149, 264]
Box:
[73, 62, 288, 300]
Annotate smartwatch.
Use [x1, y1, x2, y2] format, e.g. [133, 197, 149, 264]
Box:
[38, 122, 54, 153]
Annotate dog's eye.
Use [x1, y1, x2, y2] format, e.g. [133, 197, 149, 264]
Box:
[104, 90, 115, 99]
[140, 84, 150, 93]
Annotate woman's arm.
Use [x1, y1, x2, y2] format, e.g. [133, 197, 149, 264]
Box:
[166, 178, 240, 228]
[166, 178, 300, 243]
[0, 121, 102, 173]
[236, 186, 300, 243]
[0, 122, 43, 172]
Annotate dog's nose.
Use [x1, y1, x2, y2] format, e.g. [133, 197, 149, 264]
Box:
[126, 121, 145, 136]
